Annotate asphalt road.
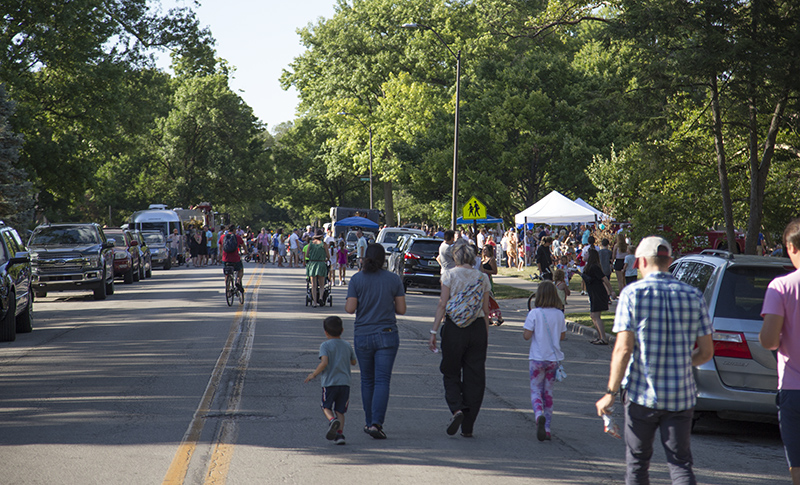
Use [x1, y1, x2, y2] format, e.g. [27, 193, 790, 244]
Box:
[0, 263, 788, 484]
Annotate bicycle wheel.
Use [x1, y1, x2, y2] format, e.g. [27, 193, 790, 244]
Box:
[238, 285, 245, 304]
[527, 292, 536, 311]
[225, 275, 234, 306]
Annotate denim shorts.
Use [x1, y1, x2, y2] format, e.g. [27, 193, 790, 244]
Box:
[778, 389, 800, 467]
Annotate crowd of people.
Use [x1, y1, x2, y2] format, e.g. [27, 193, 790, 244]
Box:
[180, 217, 797, 484]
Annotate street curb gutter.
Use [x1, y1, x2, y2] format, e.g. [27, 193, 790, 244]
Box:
[565, 320, 616, 346]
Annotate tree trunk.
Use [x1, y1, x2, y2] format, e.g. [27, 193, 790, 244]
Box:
[745, 92, 788, 254]
[383, 180, 394, 226]
[710, 74, 738, 253]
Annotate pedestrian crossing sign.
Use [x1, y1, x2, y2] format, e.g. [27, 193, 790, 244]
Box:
[462, 196, 487, 220]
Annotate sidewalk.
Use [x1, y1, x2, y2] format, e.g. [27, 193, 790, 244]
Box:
[492, 273, 615, 343]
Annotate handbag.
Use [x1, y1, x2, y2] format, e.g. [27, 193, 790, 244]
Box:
[541, 310, 567, 382]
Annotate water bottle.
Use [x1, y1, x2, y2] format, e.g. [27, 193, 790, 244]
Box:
[602, 407, 622, 439]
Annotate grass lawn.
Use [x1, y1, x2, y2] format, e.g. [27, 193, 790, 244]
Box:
[498, 264, 632, 294]
[567, 312, 616, 337]
[492, 283, 533, 300]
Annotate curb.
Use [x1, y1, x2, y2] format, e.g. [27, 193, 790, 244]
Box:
[565, 319, 616, 345]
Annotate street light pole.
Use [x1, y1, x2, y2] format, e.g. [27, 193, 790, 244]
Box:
[401, 23, 460, 230]
[337, 112, 374, 210]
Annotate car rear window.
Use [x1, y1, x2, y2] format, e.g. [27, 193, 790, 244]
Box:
[714, 266, 792, 320]
[30, 226, 100, 246]
[409, 240, 441, 254]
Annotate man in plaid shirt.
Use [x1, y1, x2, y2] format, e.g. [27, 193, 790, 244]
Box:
[596, 236, 714, 485]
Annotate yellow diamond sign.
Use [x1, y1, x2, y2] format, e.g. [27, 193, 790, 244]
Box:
[462, 196, 487, 220]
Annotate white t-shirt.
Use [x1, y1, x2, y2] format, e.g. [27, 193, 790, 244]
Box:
[523, 307, 566, 361]
[581, 244, 597, 261]
[477, 232, 485, 249]
[288, 233, 300, 251]
[324, 235, 336, 259]
[356, 236, 368, 258]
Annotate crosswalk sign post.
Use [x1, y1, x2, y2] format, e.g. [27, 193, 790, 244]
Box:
[462, 196, 487, 221]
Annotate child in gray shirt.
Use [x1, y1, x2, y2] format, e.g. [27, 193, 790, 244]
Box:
[305, 316, 357, 444]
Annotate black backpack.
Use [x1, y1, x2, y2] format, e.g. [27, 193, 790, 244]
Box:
[223, 233, 238, 253]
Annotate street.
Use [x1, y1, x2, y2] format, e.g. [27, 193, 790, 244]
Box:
[0, 263, 788, 484]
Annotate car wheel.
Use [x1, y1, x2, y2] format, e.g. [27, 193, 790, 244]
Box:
[132, 265, 140, 282]
[106, 277, 114, 296]
[139, 263, 146, 280]
[1, 295, 17, 342]
[145, 264, 152, 278]
[124, 267, 134, 284]
[34, 290, 47, 298]
[93, 275, 107, 301]
[15, 290, 33, 334]
[164, 258, 171, 270]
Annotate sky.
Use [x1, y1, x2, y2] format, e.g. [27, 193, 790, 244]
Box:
[160, 0, 337, 131]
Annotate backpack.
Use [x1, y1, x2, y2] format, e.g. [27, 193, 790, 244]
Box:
[446, 277, 485, 328]
[222, 233, 238, 253]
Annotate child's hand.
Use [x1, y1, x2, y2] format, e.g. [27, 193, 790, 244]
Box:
[304, 373, 315, 383]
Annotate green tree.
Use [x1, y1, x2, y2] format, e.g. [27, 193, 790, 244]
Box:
[0, 84, 34, 228]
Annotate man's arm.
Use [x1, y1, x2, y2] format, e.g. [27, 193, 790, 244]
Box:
[692, 333, 714, 366]
[596, 330, 634, 415]
[760, 314, 784, 350]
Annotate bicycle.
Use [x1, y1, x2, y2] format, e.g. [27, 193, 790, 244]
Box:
[224, 264, 244, 306]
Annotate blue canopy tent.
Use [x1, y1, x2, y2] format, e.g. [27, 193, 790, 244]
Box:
[456, 215, 503, 225]
[333, 216, 379, 229]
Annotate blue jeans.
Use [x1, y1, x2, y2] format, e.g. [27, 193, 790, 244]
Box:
[354, 328, 399, 427]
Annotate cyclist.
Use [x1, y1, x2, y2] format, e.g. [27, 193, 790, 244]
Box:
[220, 224, 246, 293]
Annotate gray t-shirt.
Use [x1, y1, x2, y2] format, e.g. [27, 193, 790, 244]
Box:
[319, 338, 356, 388]
[346, 270, 405, 336]
[598, 248, 612, 276]
[438, 241, 455, 274]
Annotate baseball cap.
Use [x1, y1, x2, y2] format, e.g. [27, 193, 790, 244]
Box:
[634, 236, 672, 268]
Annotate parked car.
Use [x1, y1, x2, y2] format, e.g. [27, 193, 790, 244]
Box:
[386, 233, 417, 273]
[0, 222, 33, 341]
[376, 227, 426, 254]
[104, 228, 141, 284]
[393, 237, 444, 291]
[27, 223, 115, 300]
[130, 230, 152, 278]
[669, 249, 794, 423]
[142, 230, 170, 269]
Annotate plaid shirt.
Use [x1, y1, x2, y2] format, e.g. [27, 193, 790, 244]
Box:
[613, 272, 713, 411]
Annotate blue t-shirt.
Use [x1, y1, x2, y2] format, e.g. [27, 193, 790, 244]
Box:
[319, 339, 356, 388]
[346, 270, 404, 336]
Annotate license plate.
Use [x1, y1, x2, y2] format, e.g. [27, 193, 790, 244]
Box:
[428, 260, 439, 267]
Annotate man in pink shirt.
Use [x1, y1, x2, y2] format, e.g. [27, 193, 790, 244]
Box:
[761, 217, 800, 485]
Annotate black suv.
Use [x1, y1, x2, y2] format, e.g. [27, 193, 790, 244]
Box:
[28, 223, 115, 300]
[393, 237, 444, 290]
[669, 249, 794, 422]
[0, 222, 33, 341]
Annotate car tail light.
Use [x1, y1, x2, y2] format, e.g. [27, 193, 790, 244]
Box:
[404, 253, 421, 261]
[712, 331, 752, 359]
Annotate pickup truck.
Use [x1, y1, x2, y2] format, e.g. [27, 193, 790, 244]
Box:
[27, 223, 115, 300]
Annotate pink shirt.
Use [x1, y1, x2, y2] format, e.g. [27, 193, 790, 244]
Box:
[761, 268, 800, 390]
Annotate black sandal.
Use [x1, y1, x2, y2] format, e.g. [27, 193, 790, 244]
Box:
[366, 424, 387, 439]
[590, 338, 609, 345]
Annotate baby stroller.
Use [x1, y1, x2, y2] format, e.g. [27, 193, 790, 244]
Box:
[306, 260, 333, 307]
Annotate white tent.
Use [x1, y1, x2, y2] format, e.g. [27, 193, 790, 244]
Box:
[574, 198, 614, 221]
[514, 190, 599, 226]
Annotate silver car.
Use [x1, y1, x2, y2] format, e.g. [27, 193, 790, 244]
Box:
[669, 250, 794, 423]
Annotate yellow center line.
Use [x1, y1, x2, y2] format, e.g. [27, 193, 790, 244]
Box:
[162, 268, 262, 485]
[204, 268, 264, 484]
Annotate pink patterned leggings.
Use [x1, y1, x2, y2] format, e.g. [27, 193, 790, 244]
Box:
[529, 360, 559, 431]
